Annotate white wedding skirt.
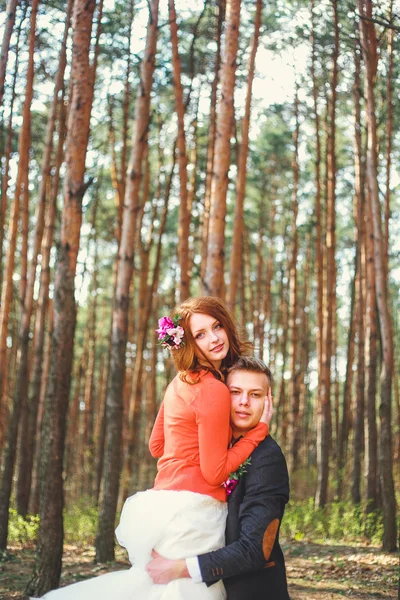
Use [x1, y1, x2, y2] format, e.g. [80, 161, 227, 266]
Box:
[35, 489, 228, 600]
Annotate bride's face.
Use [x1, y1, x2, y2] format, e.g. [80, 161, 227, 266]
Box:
[189, 312, 229, 369]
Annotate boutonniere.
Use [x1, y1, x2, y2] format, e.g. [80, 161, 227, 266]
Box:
[223, 458, 251, 496]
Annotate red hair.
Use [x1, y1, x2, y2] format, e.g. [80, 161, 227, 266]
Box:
[168, 296, 251, 383]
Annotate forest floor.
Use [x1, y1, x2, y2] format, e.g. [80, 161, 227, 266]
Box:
[0, 540, 398, 600]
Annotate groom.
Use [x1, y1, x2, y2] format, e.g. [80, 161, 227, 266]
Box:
[146, 356, 290, 600]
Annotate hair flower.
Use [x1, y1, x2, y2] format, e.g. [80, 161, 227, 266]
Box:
[223, 458, 251, 496]
[156, 315, 185, 350]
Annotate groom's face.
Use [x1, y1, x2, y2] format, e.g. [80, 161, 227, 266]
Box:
[228, 370, 270, 436]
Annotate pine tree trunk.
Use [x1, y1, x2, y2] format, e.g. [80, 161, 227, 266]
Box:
[95, 0, 159, 563]
[384, 0, 393, 271]
[14, 0, 72, 518]
[0, 0, 38, 549]
[315, 0, 338, 508]
[364, 188, 378, 510]
[227, 0, 261, 312]
[260, 193, 276, 363]
[169, 0, 190, 302]
[204, 0, 241, 297]
[0, 0, 19, 108]
[358, 0, 397, 551]
[200, 0, 224, 286]
[310, 0, 323, 372]
[20, 98, 65, 517]
[0, 3, 24, 362]
[289, 90, 301, 472]
[29, 300, 54, 516]
[26, 0, 97, 593]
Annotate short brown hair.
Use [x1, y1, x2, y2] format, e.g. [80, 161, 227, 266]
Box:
[228, 356, 272, 386]
[168, 296, 251, 383]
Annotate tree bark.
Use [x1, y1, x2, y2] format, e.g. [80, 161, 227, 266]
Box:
[14, 0, 73, 518]
[26, 0, 97, 593]
[310, 0, 323, 373]
[204, 0, 241, 297]
[384, 0, 393, 272]
[315, 0, 338, 508]
[288, 89, 301, 472]
[0, 0, 39, 549]
[169, 0, 190, 302]
[95, 0, 159, 563]
[227, 0, 261, 312]
[0, 0, 19, 109]
[358, 0, 397, 551]
[200, 0, 224, 287]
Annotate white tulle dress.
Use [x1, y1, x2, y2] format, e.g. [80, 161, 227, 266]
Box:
[34, 489, 227, 600]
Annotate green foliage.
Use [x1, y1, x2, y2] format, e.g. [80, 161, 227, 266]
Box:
[7, 510, 39, 544]
[63, 502, 99, 544]
[281, 499, 385, 545]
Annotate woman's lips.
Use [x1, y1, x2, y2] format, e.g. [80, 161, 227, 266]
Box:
[211, 343, 224, 353]
[235, 411, 251, 418]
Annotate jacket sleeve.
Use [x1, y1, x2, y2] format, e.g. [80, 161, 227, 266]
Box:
[196, 381, 269, 486]
[198, 443, 289, 583]
[148, 402, 165, 458]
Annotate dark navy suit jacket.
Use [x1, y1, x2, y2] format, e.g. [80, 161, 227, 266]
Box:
[198, 435, 290, 599]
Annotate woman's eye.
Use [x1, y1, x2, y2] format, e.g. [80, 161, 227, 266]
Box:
[214, 323, 222, 330]
[195, 333, 204, 339]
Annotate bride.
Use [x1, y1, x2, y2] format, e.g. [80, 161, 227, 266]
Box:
[34, 296, 271, 600]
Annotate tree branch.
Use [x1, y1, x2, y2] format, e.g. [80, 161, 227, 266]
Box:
[358, 14, 400, 33]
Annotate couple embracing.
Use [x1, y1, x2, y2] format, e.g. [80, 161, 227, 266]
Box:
[35, 296, 290, 600]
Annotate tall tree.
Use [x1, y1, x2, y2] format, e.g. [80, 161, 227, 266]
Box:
[315, 0, 338, 508]
[288, 89, 301, 471]
[13, 0, 73, 518]
[169, 0, 190, 302]
[227, 0, 262, 313]
[358, 0, 397, 551]
[0, 0, 37, 478]
[204, 0, 241, 297]
[0, 0, 19, 109]
[95, 0, 160, 563]
[200, 0, 225, 285]
[26, 0, 98, 592]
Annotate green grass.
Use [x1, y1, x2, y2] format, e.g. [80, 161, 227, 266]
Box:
[7, 498, 395, 547]
[280, 499, 387, 544]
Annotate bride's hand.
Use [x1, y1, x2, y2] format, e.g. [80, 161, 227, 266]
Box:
[259, 387, 274, 427]
[145, 549, 189, 583]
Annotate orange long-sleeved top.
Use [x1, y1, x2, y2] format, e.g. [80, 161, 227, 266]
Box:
[149, 371, 269, 502]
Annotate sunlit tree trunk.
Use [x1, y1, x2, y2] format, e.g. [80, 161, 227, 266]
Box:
[260, 192, 276, 363]
[29, 300, 54, 516]
[315, 0, 338, 508]
[26, 0, 97, 593]
[310, 0, 323, 373]
[200, 0, 224, 287]
[338, 49, 363, 498]
[358, 0, 396, 550]
[21, 98, 65, 517]
[0, 3, 24, 373]
[0, 0, 38, 550]
[169, 0, 190, 302]
[14, 0, 73, 518]
[0, 0, 19, 109]
[227, 0, 261, 312]
[204, 0, 241, 297]
[384, 0, 393, 272]
[288, 89, 301, 472]
[95, 0, 159, 563]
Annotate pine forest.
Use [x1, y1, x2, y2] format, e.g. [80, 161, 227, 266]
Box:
[0, 0, 399, 597]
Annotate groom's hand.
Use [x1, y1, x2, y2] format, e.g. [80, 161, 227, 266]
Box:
[145, 549, 190, 583]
